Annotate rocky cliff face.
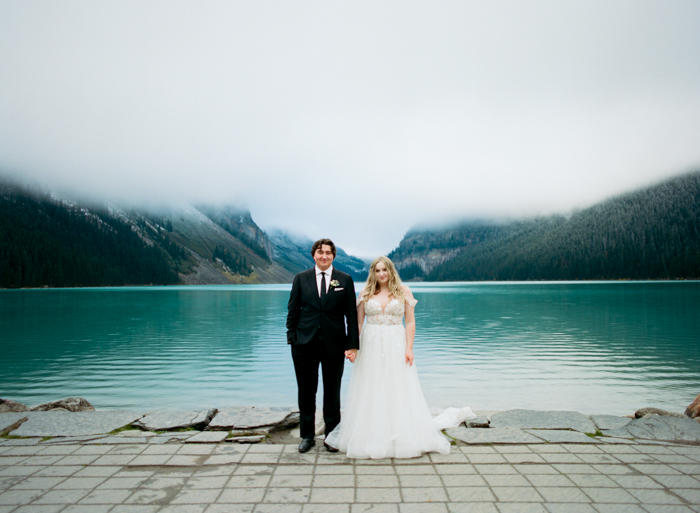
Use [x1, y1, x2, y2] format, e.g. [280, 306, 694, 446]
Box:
[391, 246, 462, 275]
[388, 223, 503, 279]
[195, 205, 273, 259]
[267, 230, 368, 281]
[102, 203, 296, 285]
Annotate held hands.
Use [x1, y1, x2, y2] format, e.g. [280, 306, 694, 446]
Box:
[405, 349, 414, 366]
[345, 349, 358, 363]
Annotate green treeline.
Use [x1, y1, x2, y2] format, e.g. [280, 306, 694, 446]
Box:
[392, 170, 700, 281]
[0, 187, 180, 288]
[212, 245, 249, 274]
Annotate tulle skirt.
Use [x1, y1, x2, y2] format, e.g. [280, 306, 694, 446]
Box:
[325, 323, 474, 459]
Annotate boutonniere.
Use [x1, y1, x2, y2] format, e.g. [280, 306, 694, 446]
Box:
[329, 280, 340, 289]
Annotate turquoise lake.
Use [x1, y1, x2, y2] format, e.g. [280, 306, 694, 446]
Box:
[1, 282, 699, 415]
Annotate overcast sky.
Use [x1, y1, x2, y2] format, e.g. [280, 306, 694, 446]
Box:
[1, 1, 699, 257]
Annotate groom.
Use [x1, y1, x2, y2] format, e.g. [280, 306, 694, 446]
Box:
[286, 238, 360, 452]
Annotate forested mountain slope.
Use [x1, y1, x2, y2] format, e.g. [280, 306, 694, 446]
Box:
[267, 229, 368, 281]
[0, 183, 180, 288]
[389, 170, 700, 281]
[0, 181, 311, 287]
[0, 179, 368, 288]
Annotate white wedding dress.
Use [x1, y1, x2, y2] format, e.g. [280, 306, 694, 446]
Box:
[325, 296, 475, 459]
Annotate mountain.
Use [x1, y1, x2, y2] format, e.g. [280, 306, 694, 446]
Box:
[1, 182, 181, 288]
[0, 179, 365, 288]
[267, 229, 368, 282]
[389, 170, 700, 281]
[150, 203, 292, 285]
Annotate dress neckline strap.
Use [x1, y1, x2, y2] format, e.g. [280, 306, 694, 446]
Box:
[369, 297, 398, 313]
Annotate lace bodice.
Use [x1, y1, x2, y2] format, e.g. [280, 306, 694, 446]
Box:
[364, 297, 418, 326]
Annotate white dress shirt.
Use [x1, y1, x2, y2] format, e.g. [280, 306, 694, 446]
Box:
[315, 265, 333, 297]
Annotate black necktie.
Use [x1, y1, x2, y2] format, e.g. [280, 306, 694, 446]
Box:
[320, 272, 327, 302]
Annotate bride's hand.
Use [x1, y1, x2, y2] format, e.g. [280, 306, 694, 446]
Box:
[405, 350, 414, 366]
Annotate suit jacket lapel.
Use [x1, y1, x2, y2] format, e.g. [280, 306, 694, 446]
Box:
[330, 269, 339, 288]
[306, 269, 322, 307]
[324, 269, 341, 307]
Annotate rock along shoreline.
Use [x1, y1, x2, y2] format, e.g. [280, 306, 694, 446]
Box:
[2, 397, 700, 448]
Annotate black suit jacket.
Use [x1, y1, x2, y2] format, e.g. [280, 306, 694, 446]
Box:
[286, 267, 360, 350]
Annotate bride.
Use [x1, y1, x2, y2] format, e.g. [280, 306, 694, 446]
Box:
[325, 256, 474, 459]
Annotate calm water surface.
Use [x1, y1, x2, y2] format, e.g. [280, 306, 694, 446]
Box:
[1, 282, 698, 415]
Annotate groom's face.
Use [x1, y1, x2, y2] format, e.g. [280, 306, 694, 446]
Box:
[313, 244, 334, 271]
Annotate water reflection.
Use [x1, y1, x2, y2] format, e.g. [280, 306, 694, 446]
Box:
[411, 282, 700, 413]
[1, 282, 698, 414]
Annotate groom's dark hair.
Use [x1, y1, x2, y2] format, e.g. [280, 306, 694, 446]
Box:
[311, 238, 337, 258]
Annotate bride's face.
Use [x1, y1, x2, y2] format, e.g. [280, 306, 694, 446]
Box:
[375, 262, 389, 285]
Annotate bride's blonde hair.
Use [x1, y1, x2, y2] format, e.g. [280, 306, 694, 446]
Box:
[361, 256, 405, 304]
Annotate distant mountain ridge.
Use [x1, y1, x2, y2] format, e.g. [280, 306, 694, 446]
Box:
[5, 169, 697, 287]
[389, 170, 700, 281]
[0, 179, 367, 288]
[267, 229, 368, 279]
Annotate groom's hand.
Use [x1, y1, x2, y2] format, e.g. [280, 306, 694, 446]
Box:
[345, 349, 357, 363]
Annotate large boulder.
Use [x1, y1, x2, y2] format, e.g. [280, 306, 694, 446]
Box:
[30, 397, 95, 412]
[635, 407, 685, 419]
[684, 393, 700, 418]
[0, 399, 28, 413]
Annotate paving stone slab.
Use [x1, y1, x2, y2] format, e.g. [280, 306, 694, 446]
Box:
[145, 432, 198, 444]
[446, 426, 544, 444]
[157, 432, 195, 439]
[591, 415, 633, 431]
[208, 406, 296, 430]
[227, 435, 265, 443]
[9, 411, 145, 437]
[604, 415, 700, 442]
[114, 430, 158, 438]
[489, 409, 597, 433]
[41, 436, 108, 445]
[133, 409, 216, 431]
[229, 426, 274, 437]
[599, 437, 638, 444]
[525, 429, 600, 443]
[467, 416, 490, 428]
[185, 431, 228, 443]
[85, 436, 150, 444]
[147, 435, 190, 445]
[0, 438, 42, 446]
[0, 413, 31, 434]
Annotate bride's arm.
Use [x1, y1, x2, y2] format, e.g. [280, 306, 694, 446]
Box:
[346, 290, 365, 363]
[403, 286, 416, 366]
[356, 297, 365, 336]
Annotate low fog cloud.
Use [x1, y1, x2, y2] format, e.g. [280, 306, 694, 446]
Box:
[1, 1, 699, 257]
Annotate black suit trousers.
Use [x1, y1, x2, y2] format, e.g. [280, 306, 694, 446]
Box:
[291, 335, 345, 440]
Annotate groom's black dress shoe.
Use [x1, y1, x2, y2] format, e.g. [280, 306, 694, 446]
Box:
[298, 438, 315, 453]
[324, 442, 339, 453]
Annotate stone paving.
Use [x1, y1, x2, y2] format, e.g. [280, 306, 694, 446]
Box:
[1, 438, 700, 513]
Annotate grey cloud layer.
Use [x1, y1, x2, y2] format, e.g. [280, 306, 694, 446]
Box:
[1, 1, 699, 256]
